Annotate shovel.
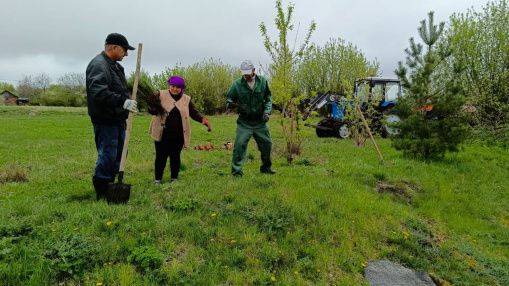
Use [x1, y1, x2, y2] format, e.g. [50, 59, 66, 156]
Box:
[106, 43, 143, 204]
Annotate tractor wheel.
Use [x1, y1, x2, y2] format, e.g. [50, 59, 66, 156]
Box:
[316, 127, 328, 137]
[337, 124, 351, 139]
[316, 118, 336, 137]
[381, 114, 401, 138]
[316, 119, 329, 137]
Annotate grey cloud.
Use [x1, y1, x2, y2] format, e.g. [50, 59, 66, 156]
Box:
[0, 0, 490, 83]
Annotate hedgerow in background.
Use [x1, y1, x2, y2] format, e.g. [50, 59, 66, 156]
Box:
[152, 59, 239, 115]
[16, 73, 51, 105]
[296, 38, 379, 97]
[394, 12, 469, 160]
[444, 0, 509, 145]
[259, 0, 316, 163]
[57, 72, 86, 94]
[39, 85, 86, 107]
[0, 82, 16, 94]
[7, 72, 87, 107]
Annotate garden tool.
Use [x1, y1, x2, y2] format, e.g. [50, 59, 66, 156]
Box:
[106, 43, 143, 204]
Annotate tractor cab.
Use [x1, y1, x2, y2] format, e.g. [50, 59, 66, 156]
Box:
[354, 77, 402, 112]
[354, 77, 403, 137]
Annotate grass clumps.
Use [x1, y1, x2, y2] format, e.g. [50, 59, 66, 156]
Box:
[0, 163, 28, 184]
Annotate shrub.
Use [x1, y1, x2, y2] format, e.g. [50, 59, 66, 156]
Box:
[43, 235, 98, 280]
[38, 85, 86, 107]
[127, 245, 164, 273]
[296, 38, 379, 97]
[445, 0, 509, 138]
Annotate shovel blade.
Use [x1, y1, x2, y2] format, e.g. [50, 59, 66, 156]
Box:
[106, 183, 131, 204]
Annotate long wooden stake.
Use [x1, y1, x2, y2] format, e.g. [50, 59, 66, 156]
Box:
[356, 105, 384, 163]
[118, 43, 143, 179]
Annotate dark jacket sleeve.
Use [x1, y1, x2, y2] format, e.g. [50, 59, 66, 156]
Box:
[147, 105, 159, 115]
[87, 62, 125, 109]
[189, 101, 204, 123]
[226, 82, 238, 106]
[147, 91, 164, 115]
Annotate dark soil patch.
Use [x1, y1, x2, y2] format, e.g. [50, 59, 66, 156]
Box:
[376, 180, 421, 204]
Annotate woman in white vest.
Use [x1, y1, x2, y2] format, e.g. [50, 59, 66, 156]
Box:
[148, 76, 211, 184]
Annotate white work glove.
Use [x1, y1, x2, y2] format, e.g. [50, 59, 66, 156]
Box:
[123, 99, 138, 113]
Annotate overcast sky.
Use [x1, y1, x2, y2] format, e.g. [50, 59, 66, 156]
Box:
[0, 0, 491, 85]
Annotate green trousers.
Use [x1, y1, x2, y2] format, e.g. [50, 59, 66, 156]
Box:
[231, 121, 272, 175]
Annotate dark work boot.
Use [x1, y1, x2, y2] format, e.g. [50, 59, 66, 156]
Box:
[260, 165, 276, 175]
[232, 170, 243, 177]
[93, 176, 109, 200]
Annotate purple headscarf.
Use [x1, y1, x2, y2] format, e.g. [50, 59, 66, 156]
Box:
[167, 76, 186, 90]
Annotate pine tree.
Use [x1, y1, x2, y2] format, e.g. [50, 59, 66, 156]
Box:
[393, 12, 468, 160]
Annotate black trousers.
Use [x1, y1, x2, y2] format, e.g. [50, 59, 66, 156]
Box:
[154, 136, 184, 180]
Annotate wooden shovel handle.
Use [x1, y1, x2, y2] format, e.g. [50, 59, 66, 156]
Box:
[356, 105, 384, 163]
[119, 43, 143, 174]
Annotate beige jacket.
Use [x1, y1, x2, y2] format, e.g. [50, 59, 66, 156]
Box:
[149, 90, 192, 147]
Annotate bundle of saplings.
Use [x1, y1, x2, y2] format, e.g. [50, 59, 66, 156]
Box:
[127, 71, 156, 112]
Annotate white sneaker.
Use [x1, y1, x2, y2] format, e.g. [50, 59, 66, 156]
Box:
[154, 180, 161, 185]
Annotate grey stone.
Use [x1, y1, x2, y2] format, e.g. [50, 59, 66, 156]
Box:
[365, 260, 436, 286]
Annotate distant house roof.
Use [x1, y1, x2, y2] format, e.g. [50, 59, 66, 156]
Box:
[1, 90, 18, 98]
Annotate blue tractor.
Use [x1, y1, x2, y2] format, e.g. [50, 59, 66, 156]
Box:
[301, 77, 402, 138]
[300, 92, 350, 138]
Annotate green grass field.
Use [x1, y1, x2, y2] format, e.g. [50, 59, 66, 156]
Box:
[0, 106, 508, 285]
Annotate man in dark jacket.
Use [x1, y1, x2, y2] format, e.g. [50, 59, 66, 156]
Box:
[86, 33, 137, 200]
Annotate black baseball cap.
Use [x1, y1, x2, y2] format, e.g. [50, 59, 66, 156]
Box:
[105, 33, 135, 50]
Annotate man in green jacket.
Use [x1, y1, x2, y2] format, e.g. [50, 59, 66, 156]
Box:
[226, 60, 275, 176]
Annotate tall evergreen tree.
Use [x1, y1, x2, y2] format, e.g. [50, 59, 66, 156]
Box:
[393, 12, 468, 160]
